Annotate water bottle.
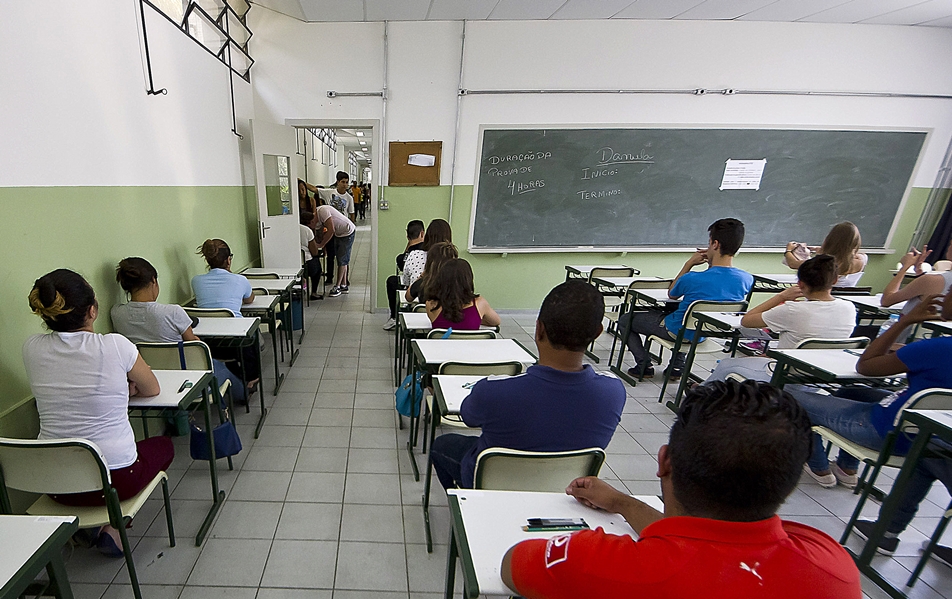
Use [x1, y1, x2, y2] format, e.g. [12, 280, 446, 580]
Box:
[877, 314, 900, 338]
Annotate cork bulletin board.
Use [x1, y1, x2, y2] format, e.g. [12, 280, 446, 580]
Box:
[388, 141, 442, 186]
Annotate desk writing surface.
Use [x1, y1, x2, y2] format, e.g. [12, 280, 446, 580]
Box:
[924, 320, 952, 335]
[450, 490, 663, 597]
[753, 273, 799, 286]
[846, 294, 905, 312]
[905, 409, 952, 432]
[592, 276, 663, 288]
[769, 349, 865, 378]
[433, 375, 485, 414]
[400, 312, 433, 331]
[632, 288, 675, 303]
[128, 370, 211, 409]
[247, 279, 294, 293]
[698, 312, 746, 331]
[242, 267, 302, 278]
[0, 515, 76, 587]
[240, 295, 281, 312]
[565, 265, 629, 276]
[414, 339, 536, 366]
[192, 317, 258, 338]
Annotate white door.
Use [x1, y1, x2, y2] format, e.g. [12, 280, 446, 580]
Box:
[251, 119, 300, 268]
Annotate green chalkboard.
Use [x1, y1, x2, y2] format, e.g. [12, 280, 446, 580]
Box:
[469, 127, 927, 251]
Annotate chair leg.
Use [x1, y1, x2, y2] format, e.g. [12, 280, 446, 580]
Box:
[117, 516, 144, 599]
[161, 478, 176, 547]
[907, 505, 952, 588]
[854, 462, 872, 496]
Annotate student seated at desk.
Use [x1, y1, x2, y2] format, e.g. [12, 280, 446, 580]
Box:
[383, 219, 425, 330]
[791, 293, 952, 489]
[618, 218, 753, 380]
[429, 280, 625, 489]
[402, 218, 452, 295]
[406, 241, 457, 304]
[111, 257, 246, 404]
[23, 269, 168, 557]
[881, 240, 952, 342]
[191, 239, 261, 388]
[501, 380, 861, 599]
[785, 221, 867, 287]
[425, 258, 500, 330]
[705, 255, 856, 383]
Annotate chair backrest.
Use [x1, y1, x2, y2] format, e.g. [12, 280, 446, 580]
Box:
[411, 303, 428, 313]
[588, 267, 637, 283]
[0, 437, 109, 496]
[438, 361, 524, 376]
[244, 273, 279, 279]
[795, 337, 869, 350]
[934, 260, 952, 272]
[681, 300, 748, 332]
[184, 307, 234, 319]
[136, 341, 214, 371]
[832, 286, 872, 296]
[473, 447, 606, 492]
[426, 328, 498, 340]
[895, 388, 952, 433]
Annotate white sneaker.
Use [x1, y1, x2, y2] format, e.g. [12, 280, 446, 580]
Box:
[831, 462, 858, 489]
[383, 318, 397, 331]
[803, 464, 836, 488]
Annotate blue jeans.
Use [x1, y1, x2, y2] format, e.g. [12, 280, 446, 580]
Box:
[888, 453, 952, 534]
[213, 359, 246, 406]
[617, 309, 685, 370]
[430, 433, 479, 490]
[788, 387, 890, 472]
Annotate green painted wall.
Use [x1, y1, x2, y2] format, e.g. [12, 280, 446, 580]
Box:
[377, 186, 932, 311]
[0, 185, 259, 415]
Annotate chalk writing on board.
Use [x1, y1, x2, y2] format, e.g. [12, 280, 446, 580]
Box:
[596, 147, 654, 166]
[720, 159, 767, 191]
[581, 167, 618, 180]
[488, 152, 552, 165]
[488, 166, 532, 177]
[577, 189, 622, 200]
[508, 179, 546, 195]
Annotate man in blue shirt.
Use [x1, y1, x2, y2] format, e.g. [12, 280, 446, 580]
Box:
[429, 280, 626, 489]
[618, 218, 753, 380]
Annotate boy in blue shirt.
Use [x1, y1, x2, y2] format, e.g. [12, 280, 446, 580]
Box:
[429, 280, 626, 490]
[618, 218, 753, 380]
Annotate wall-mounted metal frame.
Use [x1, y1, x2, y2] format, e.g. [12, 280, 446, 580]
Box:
[136, 0, 254, 138]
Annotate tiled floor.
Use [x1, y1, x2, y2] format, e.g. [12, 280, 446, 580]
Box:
[63, 225, 952, 598]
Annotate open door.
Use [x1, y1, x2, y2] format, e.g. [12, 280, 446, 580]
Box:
[251, 119, 300, 268]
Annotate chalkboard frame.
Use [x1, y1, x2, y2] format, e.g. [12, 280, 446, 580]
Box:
[467, 124, 930, 254]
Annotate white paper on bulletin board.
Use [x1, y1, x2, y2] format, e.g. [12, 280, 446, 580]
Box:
[408, 154, 436, 167]
[720, 159, 766, 190]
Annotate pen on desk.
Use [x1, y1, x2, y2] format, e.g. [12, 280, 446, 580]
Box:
[177, 380, 192, 393]
[461, 381, 477, 389]
[843, 349, 864, 357]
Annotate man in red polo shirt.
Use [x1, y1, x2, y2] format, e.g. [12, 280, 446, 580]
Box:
[501, 380, 861, 599]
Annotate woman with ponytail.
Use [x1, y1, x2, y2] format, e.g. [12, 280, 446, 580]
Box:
[22, 269, 169, 556]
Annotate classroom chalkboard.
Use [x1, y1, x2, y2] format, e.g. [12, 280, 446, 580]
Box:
[468, 127, 927, 252]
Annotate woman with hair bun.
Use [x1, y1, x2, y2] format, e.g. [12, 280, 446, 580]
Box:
[190, 239, 260, 388]
[112, 257, 246, 404]
[23, 269, 169, 556]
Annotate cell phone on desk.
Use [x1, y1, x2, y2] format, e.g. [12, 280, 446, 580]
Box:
[523, 518, 589, 532]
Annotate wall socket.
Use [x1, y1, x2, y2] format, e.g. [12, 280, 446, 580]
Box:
[379, 200, 389, 210]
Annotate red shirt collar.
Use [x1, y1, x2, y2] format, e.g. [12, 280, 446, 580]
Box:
[640, 515, 789, 545]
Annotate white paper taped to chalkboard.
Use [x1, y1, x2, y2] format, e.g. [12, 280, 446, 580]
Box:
[408, 154, 436, 167]
[720, 159, 766, 190]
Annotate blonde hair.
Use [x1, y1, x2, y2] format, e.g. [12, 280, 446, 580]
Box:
[28, 269, 96, 332]
[819, 222, 861, 277]
[197, 239, 232, 270]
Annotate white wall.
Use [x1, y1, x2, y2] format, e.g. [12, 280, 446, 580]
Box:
[1, 1, 252, 187]
[248, 13, 952, 190]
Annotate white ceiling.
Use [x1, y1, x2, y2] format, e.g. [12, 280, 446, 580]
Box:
[252, 0, 952, 27]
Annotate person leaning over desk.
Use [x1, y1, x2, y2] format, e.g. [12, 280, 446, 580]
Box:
[501, 380, 861, 599]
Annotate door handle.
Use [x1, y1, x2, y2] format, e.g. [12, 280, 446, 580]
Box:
[260, 222, 271, 239]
